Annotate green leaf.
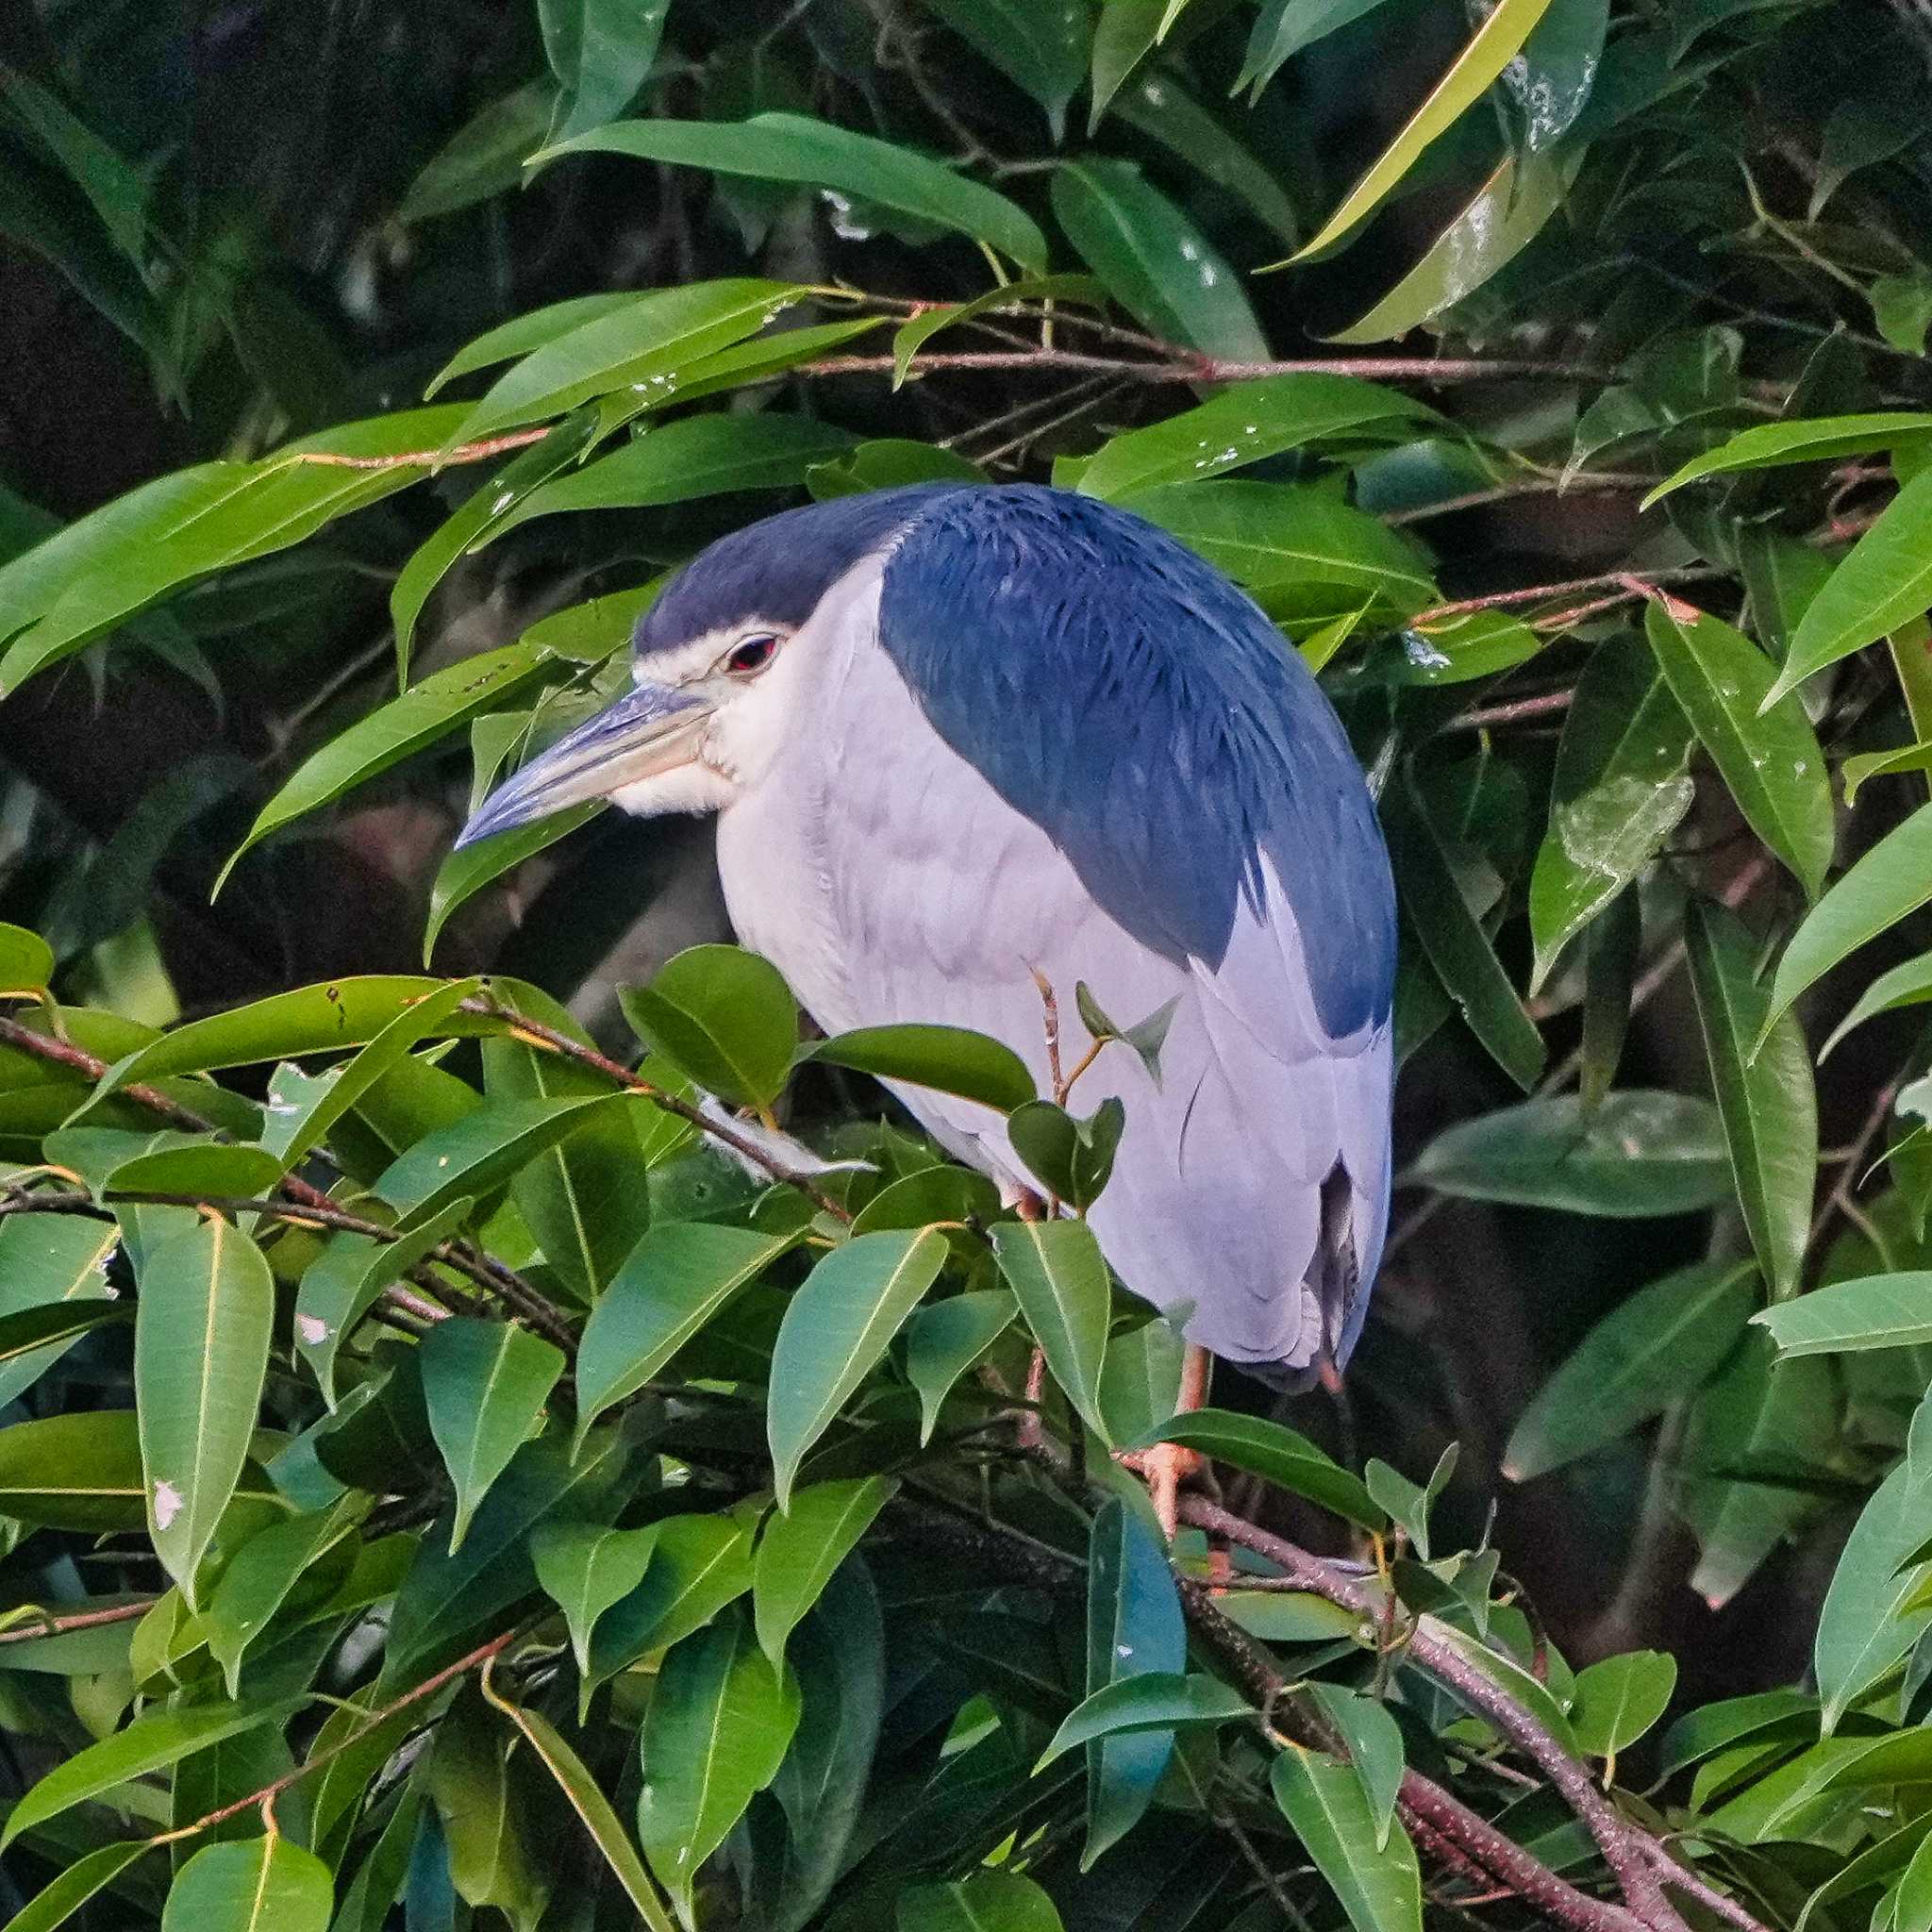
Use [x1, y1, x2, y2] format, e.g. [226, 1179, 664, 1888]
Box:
[1083, 1495, 1186, 1865]
[620, 943, 798, 1109]
[588, 1512, 757, 1686]
[160, 1834, 333, 1932]
[102, 1142, 285, 1201]
[426, 293, 643, 396]
[1307, 1683, 1406, 1851]
[1410, 1091, 1734, 1216]
[1089, 0, 1165, 128]
[390, 411, 602, 681]
[203, 1499, 362, 1696]
[804, 1024, 1036, 1111]
[1038, 1672, 1254, 1766]
[0, 1408, 151, 1529]
[448, 278, 802, 441]
[1051, 160, 1268, 363]
[904, 1289, 1016, 1443]
[0, 1214, 123, 1407]
[373, 1092, 622, 1228]
[1815, 1386, 1932, 1730]
[575, 1222, 797, 1451]
[396, 81, 555, 224]
[1, 1698, 296, 1849]
[1569, 1651, 1677, 1758]
[1686, 903, 1817, 1300]
[1758, 800, 1932, 1047]
[636, 1612, 801, 1905]
[1007, 1096, 1124, 1210]
[0, 920, 54, 992]
[135, 1217, 275, 1604]
[1288, 0, 1555, 262]
[753, 1474, 896, 1661]
[1272, 1747, 1424, 1932]
[483, 1688, 676, 1931]
[1641, 598, 1833, 899]
[917, 0, 1089, 141]
[294, 1202, 473, 1408]
[1754, 1274, 1932, 1357]
[898, 1874, 1066, 1932]
[220, 644, 566, 884]
[1772, 468, 1932, 705]
[420, 1318, 567, 1551]
[1240, 0, 1399, 94]
[540, 0, 672, 143]
[1383, 782, 1544, 1091]
[1329, 151, 1564, 339]
[8, 1840, 158, 1932]
[425, 806, 603, 963]
[1503, 1260, 1758, 1481]
[1110, 69, 1302, 245]
[541, 114, 1047, 271]
[529, 1520, 658, 1677]
[1121, 479, 1435, 611]
[1097, 1315, 1185, 1443]
[1077, 373, 1426, 501]
[498, 412, 860, 534]
[1136, 1407, 1386, 1529]
[1527, 639, 1694, 991]
[768, 1228, 948, 1507]
[425, 1692, 551, 1924]
[1644, 412, 1932, 506]
[0, 1294, 125, 1365]
[1365, 1444, 1456, 1559]
[989, 1220, 1112, 1442]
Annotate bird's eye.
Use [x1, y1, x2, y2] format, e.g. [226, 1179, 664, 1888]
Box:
[724, 634, 779, 676]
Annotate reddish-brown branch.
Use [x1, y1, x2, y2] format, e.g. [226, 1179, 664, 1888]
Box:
[1448, 690, 1575, 732]
[289, 429, 550, 471]
[1412, 567, 1723, 627]
[0, 1598, 156, 1646]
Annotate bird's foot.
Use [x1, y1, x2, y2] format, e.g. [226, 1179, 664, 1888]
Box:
[1114, 1441, 1204, 1541]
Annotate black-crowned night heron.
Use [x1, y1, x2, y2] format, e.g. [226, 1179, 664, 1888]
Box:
[459, 484, 1396, 1508]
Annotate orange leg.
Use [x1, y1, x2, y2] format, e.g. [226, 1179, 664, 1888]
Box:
[1116, 1341, 1210, 1540]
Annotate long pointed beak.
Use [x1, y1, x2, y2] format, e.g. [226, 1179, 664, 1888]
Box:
[455, 681, 712, 849]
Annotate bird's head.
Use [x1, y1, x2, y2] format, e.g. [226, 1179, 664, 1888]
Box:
[454, 484, 964, 850]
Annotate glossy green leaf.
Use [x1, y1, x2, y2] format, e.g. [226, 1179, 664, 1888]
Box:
[1084, 1495, 1186, 1865]
[8, 1840, 158, 1932]
[372, 1091, 619, 1227]
[448, 278, 802, 440]
[1111, 69, 1302, 244]
[1772, 468, 1932, 704]
[499, 412, 859, 535]
[1642, 598, 1833, 899]
[1329, 151, 1564, 339]
[0, 1292, 125, 1364]
[484, 1687, 676, 1931]
[636, 1611, 802, 1905]
[989, 1219, 1112, 1441]
[1239, 0, 1398, 94]
[575, 1222, 797, 1451]
[203, 1499, 362, 1695]
[425, 293, 642, 396]
[1135, 1407, 1386, 1529]
[1384, 782, 1544, 1091]
[918, 0, 1089, 140]
[1504, 1260, 1758, 1482]
[1289, 0, 1555, 261]
[804, 1023, 1035, 1111]
[425, 1692, 551, 1924]
[1409, 1091, 1733, 1216]
[160, 1834, 333, 1932]
[1077, 373, 1425, 501]
[753, 1474, 896, 1661]
[1273, 1746, 1424, 1932]
[0, 1213, 123, 1407]
[537, 115, 1049, 272]
[540, 0, 672, 143]
[1686, 902, 1817, 1300]
[1815, 1386, 1932, 1730]
[621, 943, 797, 1109]
[529, 1520, 658, 1676]
[1569, 1650, 1677, 1757]
[904, 1289, 1016, 1443]
[1645, 412, 1932, 507]
[888, 275, 1100, 385]
[0, 920, 54, 991]
[808, 436, 988, 497]
[1051, 159, 1268, 363]
[588, 1512, 757, 1685]
[425, 805, 602, 963]
[1089, 0, 1166, 128]
[1758, 800, 1932, 1048]
[420, 1318, 566, 1550]
[1038, 1671, 1253, 1767]
[1755, 1274, 1932, 1357]
[0, 1408, 153, 1529]
[396, 80, 555, 224]
[768, 1228, 948, 1507]
[1307, 1683, 1406, 1850]
[897, 1874, 1066, 1932]
[1, 1697, 296, 1849]
[102, 1141, 284, 1201]
[390, 410, 602, 680]
[1528, 639, 1694, 990]
[135, 1217, 275, 1604]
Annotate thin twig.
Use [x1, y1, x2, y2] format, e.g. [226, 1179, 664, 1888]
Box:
[0, 1599, 156, 1646]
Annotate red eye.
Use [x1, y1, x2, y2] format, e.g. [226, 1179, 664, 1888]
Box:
[725, 634, 778, 675]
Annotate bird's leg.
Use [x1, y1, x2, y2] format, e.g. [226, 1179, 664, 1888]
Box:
[1116, 1341, 1210, 1541]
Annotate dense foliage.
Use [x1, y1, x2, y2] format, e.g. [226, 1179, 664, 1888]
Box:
[6, 0, 1932, 1926]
